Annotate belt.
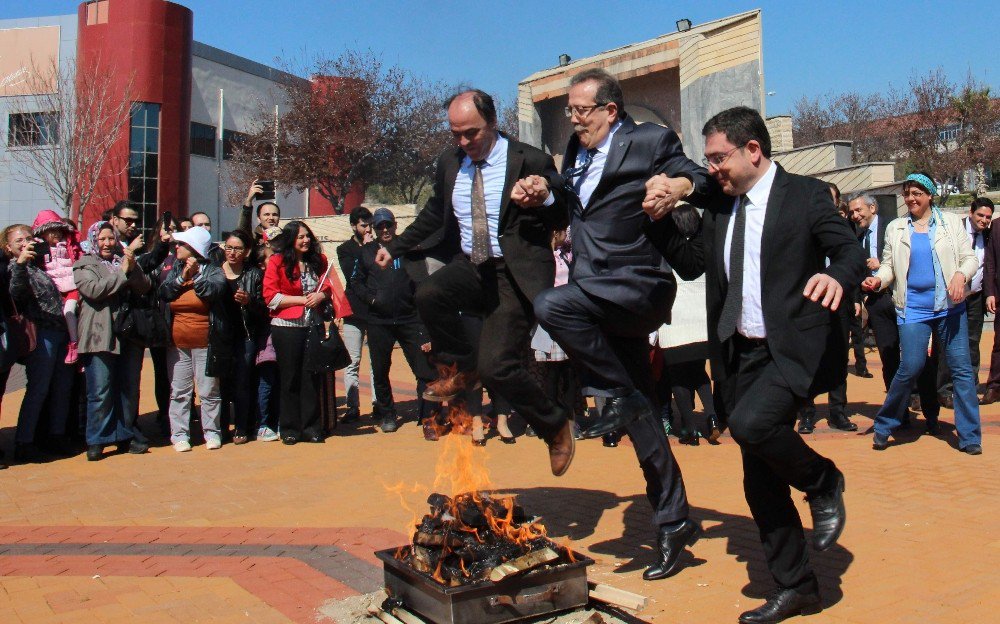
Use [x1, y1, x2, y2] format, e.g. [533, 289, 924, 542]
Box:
[733, 333, 768, 348]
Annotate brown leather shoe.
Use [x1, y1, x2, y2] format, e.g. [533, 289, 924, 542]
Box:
[981, 388, 1000, 405]
[547, 420, 575, 477]
[422, 364, 481, 402]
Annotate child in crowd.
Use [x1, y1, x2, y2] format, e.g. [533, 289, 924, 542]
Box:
[32, 210, 82, 364]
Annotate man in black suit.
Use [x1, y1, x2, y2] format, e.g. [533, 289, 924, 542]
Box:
[849, 192, 939, 423]
[533, 68, 712, 581]
[374, 89, 575, 475]
[645, 106, 864, 623]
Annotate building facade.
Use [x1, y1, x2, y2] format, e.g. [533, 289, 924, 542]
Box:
[0, 0, 359, 235]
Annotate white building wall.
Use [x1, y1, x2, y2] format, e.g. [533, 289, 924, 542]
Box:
[0, 14, 78, 228]
[188, 47, 307, 235]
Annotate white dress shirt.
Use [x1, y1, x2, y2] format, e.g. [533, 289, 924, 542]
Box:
[723, 161, 776, 339]
[573, 121, 622, 208]
[453, 135, 508, 257]
[967, 218, 986, 294]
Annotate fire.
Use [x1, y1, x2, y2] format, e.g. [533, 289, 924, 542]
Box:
[389, 402, 579, 586]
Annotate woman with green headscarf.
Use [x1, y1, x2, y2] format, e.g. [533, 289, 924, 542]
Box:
[862, 172, 982, 454]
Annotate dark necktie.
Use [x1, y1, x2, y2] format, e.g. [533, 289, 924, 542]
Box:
[862, 229, 871, 256]
[470, 160, 491, 265]
[718, 195, 748, 341]
[563, 148, 597, 196]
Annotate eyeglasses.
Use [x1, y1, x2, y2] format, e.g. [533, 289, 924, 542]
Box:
[564, 104, 606, 119]
[701, 145, 744, 169]
[223, 245, 246, 253]
[374, 223, 394, 231]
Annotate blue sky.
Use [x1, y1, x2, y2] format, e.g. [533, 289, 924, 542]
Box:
[4, 1, 997, 115]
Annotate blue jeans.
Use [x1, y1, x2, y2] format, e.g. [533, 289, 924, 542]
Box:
[256, 361, 279, 432]
[875, 311, 982, 448]
[83, 342, 144, 446]
[17, 327, 73, 444]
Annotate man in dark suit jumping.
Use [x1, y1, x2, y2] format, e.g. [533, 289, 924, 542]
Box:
[533, 68, 712, 581]
[375, 89, 576, 476]
[645, 106, 865, 623]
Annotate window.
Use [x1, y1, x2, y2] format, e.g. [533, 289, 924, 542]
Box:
[128, 102, 160, 233]
[222, 129, 247, 160]
[7, 112, 59, 147]
[938, 124, 960, 143]
[86, 0, 109, 25]
[190, 121, 216, 158]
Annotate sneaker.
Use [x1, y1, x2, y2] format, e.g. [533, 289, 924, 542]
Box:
[173, 440, 192, 452]
[257, 426, 279, 442]
[205, 437, 222, 450]
[64, 341, 79, 365]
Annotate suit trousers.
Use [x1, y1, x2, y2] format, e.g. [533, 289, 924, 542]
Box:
[937, 291, 984, 394]
[534, 281, 689, 525]
[414, 255, 564, 439]
[728, 336, 838, 594]
[367, 321, 434, 419]
[847, 311, 867, 371]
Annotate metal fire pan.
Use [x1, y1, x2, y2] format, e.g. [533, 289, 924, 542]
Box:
[375, 548, 594, 624]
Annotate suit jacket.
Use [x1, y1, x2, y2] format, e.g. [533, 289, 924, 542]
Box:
[648, 164, 866, 410]
[983, 223, 1000, 299]
[388, 136, 568, 302]
[562, 116, 711, 328]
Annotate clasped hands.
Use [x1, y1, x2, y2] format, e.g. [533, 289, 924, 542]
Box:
[642, 174, 694, 220]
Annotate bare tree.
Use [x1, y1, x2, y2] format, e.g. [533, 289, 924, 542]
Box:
[6, 57, 134, 229]
[791, 95, 831, 148]
[497, 96, 520, 140]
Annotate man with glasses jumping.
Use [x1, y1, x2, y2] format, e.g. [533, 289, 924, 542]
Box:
[533, 68, 712, 581]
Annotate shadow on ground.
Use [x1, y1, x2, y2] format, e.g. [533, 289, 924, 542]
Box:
[501, 486, 853, 608]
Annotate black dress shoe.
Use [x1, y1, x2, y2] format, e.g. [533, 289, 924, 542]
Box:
[855, 366, 874, 379]
[938, 393, 954, 409]
[806, 470, 845, 551]
[381, 417, 399, 433]
[827, 415, 858, 432]
[872, 433, 889, 450]
[86, 445, 104, 462]
[602, 431, 621, 447]
[705, 414, 723, 443]
[738, 588, 822, 623]
[642, 519, 703, 580]
[797, 414, 815, 434]
[581, 389, 652, 439]
[128, 440, 149, 454]
[340, 411, 360, 424]
[281, 436, 298, 445]
[925, 419, 940, 436]
[305, 435, 325, 443]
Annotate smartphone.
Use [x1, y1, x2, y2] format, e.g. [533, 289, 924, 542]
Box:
[162, 211, 173, 230]
[258, 180, 276, 200]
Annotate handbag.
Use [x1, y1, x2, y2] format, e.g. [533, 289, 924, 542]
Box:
[114, 300, 170, 348]
[303, 322, 351, 372]
[1, 298, 37, 368]
[302, 262, 351, 372]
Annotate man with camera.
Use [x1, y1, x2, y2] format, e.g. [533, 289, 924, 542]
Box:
[239, 179, 280, 239]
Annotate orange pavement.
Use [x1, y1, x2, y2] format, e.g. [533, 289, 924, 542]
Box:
[0, 336, 997, 623]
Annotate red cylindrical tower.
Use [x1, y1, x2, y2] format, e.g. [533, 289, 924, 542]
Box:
[76, 0, 192, 230]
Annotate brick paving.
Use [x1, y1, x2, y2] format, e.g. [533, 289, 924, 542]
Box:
[0, 336, 998, 623]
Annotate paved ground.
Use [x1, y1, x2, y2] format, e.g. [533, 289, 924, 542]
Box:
[0, 335, 998, 623]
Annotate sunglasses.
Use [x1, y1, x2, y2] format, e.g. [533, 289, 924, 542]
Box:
[374, 223, 394, 231]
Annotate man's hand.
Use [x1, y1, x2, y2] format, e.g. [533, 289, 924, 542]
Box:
[121, 251, 135, 274]
[181, 257, 199, 281]
[803, 273, 844, 311]
[16, 241, 36, 265]
[234, 288, 249, 305]
[988, 296, 997, 314]
[420, 342, 431, 353]
[642, 174, 693, 220]
[866, 257, 880, 271]
[128, 235, 144, 253]
[861, 276, 881, 292]
[948, 272, 967, 303]
[245, 179, 263, 206]
[854, 302, 861, 317]
[510, 175, 550, 208]
[375, 247, 392, 268]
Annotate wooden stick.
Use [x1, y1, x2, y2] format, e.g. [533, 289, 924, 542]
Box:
[488, 547, 559, 582]
[588, 581, 648, 611]
[388, 606, 425, 624]
[366, 606, 406, 624]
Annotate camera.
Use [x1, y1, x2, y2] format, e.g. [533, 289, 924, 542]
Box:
[257, 180, 276, 201]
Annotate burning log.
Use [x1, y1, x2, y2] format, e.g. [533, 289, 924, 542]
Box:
[488, 547, 559, 582]
[397, 491, 574, 587]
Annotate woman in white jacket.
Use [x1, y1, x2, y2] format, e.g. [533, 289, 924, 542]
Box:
[861, 173, 982, 454]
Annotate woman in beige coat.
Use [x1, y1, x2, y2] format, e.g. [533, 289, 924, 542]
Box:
[74, 221, 151, 461]
[861, 173, 982, 454]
